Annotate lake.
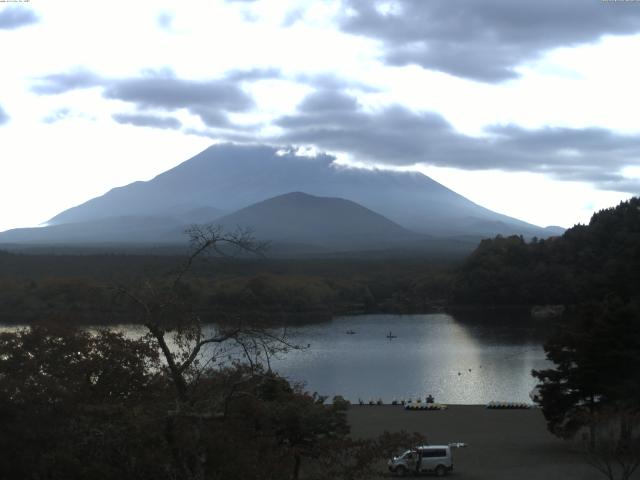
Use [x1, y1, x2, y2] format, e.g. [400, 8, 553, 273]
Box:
[268, 312, 550, 405]
[1, 311, 551, 405]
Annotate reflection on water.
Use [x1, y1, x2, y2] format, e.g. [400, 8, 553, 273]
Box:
[268, 313, 550, 404]
[1, 312, 551, 404]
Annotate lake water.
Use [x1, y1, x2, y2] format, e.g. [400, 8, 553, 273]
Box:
[268, 313, 550, 405]
[2, 312, 551, 405]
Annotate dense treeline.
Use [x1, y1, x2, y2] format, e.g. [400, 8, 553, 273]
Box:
[0, 253, 457, 325]
[454, 197, 640, 306]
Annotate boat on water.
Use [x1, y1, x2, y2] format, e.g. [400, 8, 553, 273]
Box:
[386, 331, 397, 339]
[346, 330, 356, 335]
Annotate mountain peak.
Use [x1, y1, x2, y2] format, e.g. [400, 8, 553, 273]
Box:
[1, 144, 558, 251]
[214, 191, 415, 250]
[43, 143, 545, 238]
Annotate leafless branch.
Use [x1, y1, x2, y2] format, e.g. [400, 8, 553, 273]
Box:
[177, 328, 242, 375]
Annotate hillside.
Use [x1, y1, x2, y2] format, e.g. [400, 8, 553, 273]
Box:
[215, 192, 416, 249]
[453, 197, 640, 305]
[0, 215, 187, 245]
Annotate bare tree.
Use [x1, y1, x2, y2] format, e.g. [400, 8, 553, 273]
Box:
[116, 225, 299, 480]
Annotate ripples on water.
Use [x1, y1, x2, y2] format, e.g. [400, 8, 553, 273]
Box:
[269, 313, 550, 404]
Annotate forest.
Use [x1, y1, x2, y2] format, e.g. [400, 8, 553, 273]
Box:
[453, 197, 640, 307]
[0, 250, 458, 325]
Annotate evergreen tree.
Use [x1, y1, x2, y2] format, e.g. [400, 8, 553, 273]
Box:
[533, 299, 640, 439]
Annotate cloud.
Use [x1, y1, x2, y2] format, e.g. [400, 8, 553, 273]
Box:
[225, 67, 282, 82]
[0, 104, 9, 125]
[33, 69, 255, 128]
[296, 90, 360, 113]
[112, 113, 182, 130]
[339, 0, 640, 82]
[33, 69, 254, 112]
[273, 89, 640, 193]
[184, 127, 255, 143]
[43, 108, 72, 124]
[31, 69, 103, 94]
[0, 6, 39, 30]
[192, 109, 237, 128]
[295, 73, 380, 93]
[156, 11, 174, 31]
[104, 73, 254, 128]
[103, 74, 254, 112]
[223, 68, 379, 94]
[282, 7, 306, 27]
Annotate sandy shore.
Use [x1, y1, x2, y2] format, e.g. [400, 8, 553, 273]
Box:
[347, 405, 632, 479]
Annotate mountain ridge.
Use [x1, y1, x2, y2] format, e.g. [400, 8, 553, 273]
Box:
[1, 144, 565, 253]
[45, 143, 552, 238]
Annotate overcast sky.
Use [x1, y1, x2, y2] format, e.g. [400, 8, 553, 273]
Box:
[2, 0, 640, 232]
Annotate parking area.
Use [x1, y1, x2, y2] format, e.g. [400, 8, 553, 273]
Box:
[347, 405, 613, 479]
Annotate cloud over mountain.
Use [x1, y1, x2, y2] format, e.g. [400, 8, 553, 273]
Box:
[275, 90, 640, 194]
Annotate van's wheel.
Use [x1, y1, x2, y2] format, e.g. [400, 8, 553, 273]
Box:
[435, 465, 447, 477]
[395, 466, 408, 477]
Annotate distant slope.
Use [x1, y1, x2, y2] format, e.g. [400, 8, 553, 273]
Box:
[0, 216, 187, 245]
[0, 192, 480, 256]
[215, 192, 416, 249]
[0, 206, 224, 246]
[44, 144, 554, 238]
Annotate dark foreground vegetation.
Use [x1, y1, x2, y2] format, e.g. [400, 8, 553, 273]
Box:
[0, 324, 426, 480]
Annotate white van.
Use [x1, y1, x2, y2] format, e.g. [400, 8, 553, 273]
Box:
[388, 445, 454, 477]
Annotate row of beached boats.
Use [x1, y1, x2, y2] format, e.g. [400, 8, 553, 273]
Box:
[345, 330, 397, 338]
[355, 399, 535, 409]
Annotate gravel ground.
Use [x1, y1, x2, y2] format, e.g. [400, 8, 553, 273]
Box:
[347, 405, 636, 479]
